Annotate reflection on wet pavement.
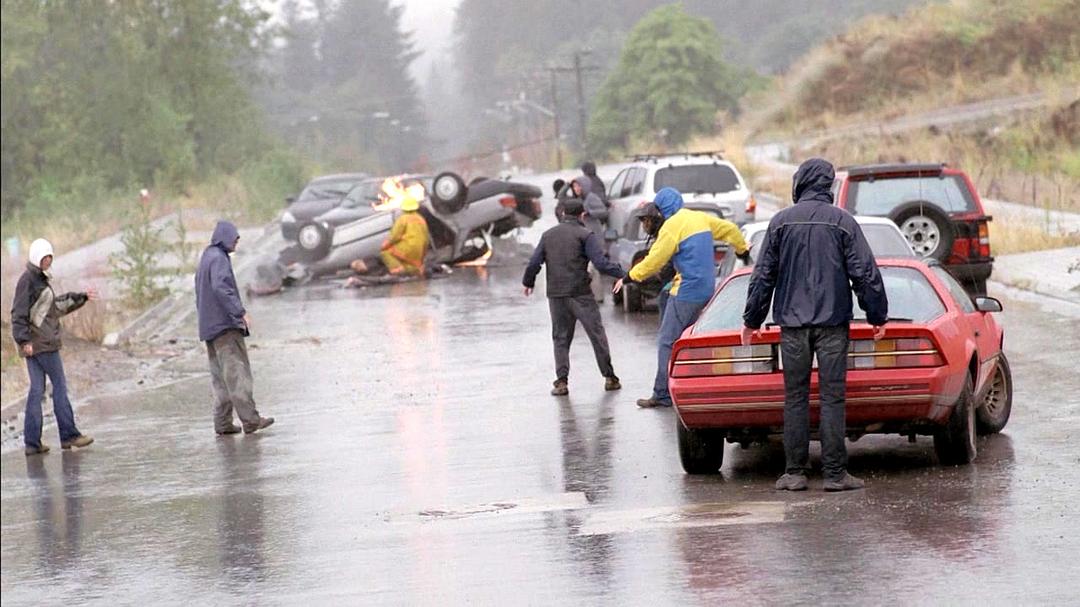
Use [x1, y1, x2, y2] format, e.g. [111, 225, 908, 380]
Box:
[2, 266, 1078, 604]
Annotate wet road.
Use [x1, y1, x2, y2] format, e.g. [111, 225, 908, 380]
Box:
[3, 224, 1080, 604]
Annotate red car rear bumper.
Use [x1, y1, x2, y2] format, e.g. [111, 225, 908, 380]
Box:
[673, 366, 961, 432]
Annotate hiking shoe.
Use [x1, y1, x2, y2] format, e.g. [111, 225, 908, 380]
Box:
[775, 473, 809, 491]
[25, 444, 51, 456]
[824, 473, 866, 492]
[61, 435, 94, 450]
[636, 398, 670, 408]
[551, 380, 569, 396]
[216, 424, 242, 436]
[604, 376, 622, 391]
[243, 417, 275, 434]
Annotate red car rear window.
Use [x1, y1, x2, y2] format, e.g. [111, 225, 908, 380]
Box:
[694, 267, 946, 334]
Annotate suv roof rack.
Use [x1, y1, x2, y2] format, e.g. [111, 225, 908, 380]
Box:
[628, 150, 724, 162]
[840, 163, 946, 177]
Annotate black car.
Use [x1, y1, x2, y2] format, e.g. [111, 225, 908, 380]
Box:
[280, 173, 369, 240]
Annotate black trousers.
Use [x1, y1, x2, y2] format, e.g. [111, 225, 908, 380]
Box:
[548, 295, 615, 381]
[780, 325, 849, 481]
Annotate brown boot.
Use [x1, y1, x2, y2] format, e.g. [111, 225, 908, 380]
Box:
[604, 376, 622, 391]
[25, 444, 51, 456]
[61, 435, 94, 450]
[216, 424, 242, 436]
[550, 379, 569, 396]
[243, 417, 275, 434]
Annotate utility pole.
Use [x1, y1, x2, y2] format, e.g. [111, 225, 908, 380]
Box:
[545, 52, 598, 159]
[573, 51, 589, 153]
[548, 69, 563, 169]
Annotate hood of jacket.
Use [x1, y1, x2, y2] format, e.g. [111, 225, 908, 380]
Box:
[792, 158, 835, 204]
[28, 238, 54, 268]
[654, 187, 684, 218]
[580, 161, 598, 177]
[211, 220, 240, 252]
[572, 176, 592, 196]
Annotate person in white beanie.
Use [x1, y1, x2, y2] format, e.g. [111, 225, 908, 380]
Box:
[10, 238, 96, 455]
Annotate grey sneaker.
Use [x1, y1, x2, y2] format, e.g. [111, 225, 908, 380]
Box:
[775, 473, 809, 491]
[216, 424, 242, 436]
[551, 380, 569, 396]
[61, 435, 94, 450]
[824, 473, 865, 492]
[243, 417, 275, 434]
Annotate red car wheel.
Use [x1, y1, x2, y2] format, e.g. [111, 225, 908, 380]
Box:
[976, 354, 1012, 435]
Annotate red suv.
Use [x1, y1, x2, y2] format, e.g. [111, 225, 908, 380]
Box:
[834, 164, 993, 294]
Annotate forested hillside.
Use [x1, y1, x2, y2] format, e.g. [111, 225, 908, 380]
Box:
[1, 0, 298, 229]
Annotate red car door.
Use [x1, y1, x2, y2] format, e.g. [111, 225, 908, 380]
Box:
[932, 267, 997, 392]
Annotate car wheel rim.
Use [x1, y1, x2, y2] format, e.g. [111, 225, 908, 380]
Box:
[435, 177, 460, 200]
[298, 226, 321, 249]
[900, 215, 941, 257]
[982, 366, 1007, 417]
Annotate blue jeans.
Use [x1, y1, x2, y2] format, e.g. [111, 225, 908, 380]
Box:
[24, 351, 82, 448]
[652, 297, 707, 404]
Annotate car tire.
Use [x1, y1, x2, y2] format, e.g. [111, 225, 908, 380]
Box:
[976, 354, 1012, 435]
[934, 374, 978, 465]
[612, 286, 624, 306]
[431, 171, 467, 214]
[296, 222, 331, 261]
[623, 283, 643, 313]
[889, 202, 955, 261]
[677, 416, 724, 474]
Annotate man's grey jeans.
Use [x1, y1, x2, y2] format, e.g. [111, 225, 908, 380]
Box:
[780, 325, 849, 481]
[549, 294, 615, 381]
[207, 329, 263, 432]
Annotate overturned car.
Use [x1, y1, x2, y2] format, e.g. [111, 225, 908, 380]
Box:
[268, 171, 542, 284]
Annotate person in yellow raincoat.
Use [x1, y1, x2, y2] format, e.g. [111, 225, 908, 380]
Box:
[379, 195, 429, 276]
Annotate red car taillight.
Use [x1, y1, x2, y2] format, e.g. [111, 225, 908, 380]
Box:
[714, 247, 727, 263]
[847, 338, 943, 369]
[499, 195, 517, 208]
[672, 344, 776, 377]
[977, 222, 991, 257]
[746, 194, 757, 215]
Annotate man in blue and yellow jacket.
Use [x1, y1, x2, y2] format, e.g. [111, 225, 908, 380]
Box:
[615, 187, 750, 407]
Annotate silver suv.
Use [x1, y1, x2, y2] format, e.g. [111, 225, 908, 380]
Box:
[606, 152, 756, 226]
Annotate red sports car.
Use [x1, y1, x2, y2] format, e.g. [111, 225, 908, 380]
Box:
[670, 258, 1013, 474]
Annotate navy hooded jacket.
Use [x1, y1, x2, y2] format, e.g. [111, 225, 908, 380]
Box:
[195, 221, 247, 342]
[743, 158, 888, 329]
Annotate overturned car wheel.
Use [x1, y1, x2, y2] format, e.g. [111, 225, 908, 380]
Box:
[296, 222, 332, 262]
[431, 171, 467, 214]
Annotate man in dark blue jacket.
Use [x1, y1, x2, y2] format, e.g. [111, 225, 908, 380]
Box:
[195, 221, 274, 436]
[523, 199, 626, 396]
[742, 158, 888, 492]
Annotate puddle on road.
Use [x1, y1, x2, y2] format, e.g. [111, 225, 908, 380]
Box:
[394, 493, 795, 537]
[394, 492, 591, 523]
[577, 501, 791, 536]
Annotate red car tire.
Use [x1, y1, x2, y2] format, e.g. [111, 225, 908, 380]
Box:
[934, 375, 978, 465]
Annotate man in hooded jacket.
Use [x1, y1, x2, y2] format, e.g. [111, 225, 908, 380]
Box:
[10, 238, 96, 455]
[742, 158, 888, 492]
[580, 161, 607, 204]
[572, 176, 612, 302]
[195, 221, 274, 436]
[615, 187, 750, 408]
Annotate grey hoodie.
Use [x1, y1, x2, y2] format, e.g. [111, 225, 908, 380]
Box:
[573, 176, 608, 237]
[195, 221, 246, 342]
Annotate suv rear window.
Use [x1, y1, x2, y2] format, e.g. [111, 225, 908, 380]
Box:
[693, 267, 945, 334]
[847, 175, 977, 216]
[654, 165, 741, 194]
